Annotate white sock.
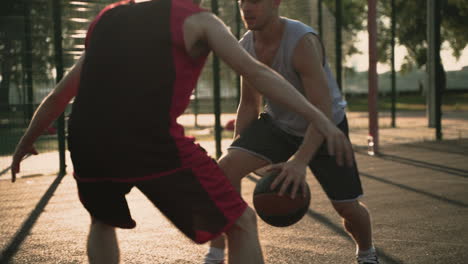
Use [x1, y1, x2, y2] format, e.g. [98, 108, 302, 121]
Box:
[204, 247, 225, 263]
[357, 246, 376, 257]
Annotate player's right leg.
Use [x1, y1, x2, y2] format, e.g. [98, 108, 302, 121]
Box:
[87, 218, 120, 264]
[205, 149, 269, 264]
[206, 114, 298, 264]
[224, 206, 264, 264]
[218, 149, 270, 192]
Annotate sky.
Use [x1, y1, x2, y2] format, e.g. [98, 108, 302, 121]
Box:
[346, 31, 468, 73]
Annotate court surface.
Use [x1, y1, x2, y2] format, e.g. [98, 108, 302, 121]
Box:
[1, 111, 467, 264]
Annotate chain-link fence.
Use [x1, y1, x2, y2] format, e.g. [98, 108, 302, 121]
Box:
[0, 0, 341, 176]
[2, 0, 466, 177]
[0, 0, 113, 178]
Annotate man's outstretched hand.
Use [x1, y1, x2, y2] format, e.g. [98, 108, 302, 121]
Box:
[320, 122, 354, 167]
[11, 144, 38, 182]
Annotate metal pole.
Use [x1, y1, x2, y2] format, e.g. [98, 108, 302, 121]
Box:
[52, 0, 66, 175]
[434, 0, 442, 140]
[211, 0, 222, 159]
[390, 0, 396, 128]
[335, 0, 342, 90]
[23, 0, 34, 121]
[318, 0, 323, 37]
[427, 0, 435, 129]
[368, 0, 379, 154]
[426, 0, 442, 140]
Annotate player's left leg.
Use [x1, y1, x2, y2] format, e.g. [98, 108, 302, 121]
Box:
[76, 181, 135, 264]
[332, 200, 372, 249]
[310, 154, 379, 263]
[331, 200, 378, 264]
[87, 218, 120, 264]
[309, 116, 379, 263]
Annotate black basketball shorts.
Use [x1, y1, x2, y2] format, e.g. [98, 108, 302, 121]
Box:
[230, 113, 363, 202]
[76, 146, 247, 244]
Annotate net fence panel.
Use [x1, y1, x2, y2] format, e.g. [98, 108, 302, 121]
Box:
[0, 0, 113, 179]
[0, 0, 58, 177]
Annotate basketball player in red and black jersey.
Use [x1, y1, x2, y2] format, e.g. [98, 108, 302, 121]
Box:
[11, 0, 354, 263]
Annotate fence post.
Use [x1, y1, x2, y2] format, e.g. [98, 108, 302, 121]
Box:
[368, 0, 379, 155]
[426, 0, 442, 140]
[390, 0, 397, 128]
[211, 0, 222, 159]
[23, 0, 34, 121]
[52, 0, 66, 175]
[335, 0, 342, 90]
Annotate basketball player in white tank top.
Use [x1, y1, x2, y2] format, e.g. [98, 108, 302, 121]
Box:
[204, 1, 379, 264]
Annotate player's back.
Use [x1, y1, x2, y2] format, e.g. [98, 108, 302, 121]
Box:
[69, 0, 208, 181]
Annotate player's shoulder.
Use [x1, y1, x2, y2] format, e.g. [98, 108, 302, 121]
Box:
[186, 11, 224, 31]
[189, 10, 219, 21]
[183, 11, 218, 37]
[283, 18, 321, 52]
[284, 17, 317, 36]
[239, 30, 253, 46]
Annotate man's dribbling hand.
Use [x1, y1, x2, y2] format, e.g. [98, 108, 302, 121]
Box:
[11, 144, 38, 183]
[269, 159, 308, 199]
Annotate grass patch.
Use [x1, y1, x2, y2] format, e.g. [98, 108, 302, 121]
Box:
[345, 92, 468, 112]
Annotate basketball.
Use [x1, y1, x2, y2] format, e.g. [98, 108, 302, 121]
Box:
[253, 170, 311, 227]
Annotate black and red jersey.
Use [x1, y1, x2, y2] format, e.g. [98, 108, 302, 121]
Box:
[69, 0, 210, 182]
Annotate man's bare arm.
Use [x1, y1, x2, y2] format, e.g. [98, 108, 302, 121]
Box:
[271, 33, 346, 197]
[290, 33, 333, 164]
[234, 78, 262, 138]
[192, 12, 352, 166]
[11, 54, 84, 181]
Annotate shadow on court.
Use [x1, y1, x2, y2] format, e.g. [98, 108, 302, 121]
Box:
[247, 174, 404, 264]
[0, 172, 65, 263]
[355, 149, 468, 179]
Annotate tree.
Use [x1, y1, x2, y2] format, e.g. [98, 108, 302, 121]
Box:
[0, 0, 24, 110]
[322, 0, 367, 58]
[378, 0, 468, 72]
[0, 0, 114, 111]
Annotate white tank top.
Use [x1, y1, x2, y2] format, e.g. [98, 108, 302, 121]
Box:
[240, 18, 346, 136]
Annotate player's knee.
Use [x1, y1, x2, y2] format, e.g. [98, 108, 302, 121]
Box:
[332, 200, 360, 219]
[228, 206, 257, 234]
[90, 217, 115, 230]
[218, 155, 246, 182]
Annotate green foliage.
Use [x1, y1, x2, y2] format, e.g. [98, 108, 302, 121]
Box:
[322, 0, 367, 58]
[0, 0, 114, 108]
[314, 0, 468, 73]
[378, 0, 468, 72]
[323, 0, 367, 33]
[345, 91, 468, 112]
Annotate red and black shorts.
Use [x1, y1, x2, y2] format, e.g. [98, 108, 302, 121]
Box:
[75, 146, 247, 244]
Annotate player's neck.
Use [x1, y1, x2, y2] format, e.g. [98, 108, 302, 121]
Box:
[254, 16, 285, 45]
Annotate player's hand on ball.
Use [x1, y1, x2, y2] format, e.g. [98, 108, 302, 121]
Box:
[268, 160, 308, 199]
[11, 144, 38, 183]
